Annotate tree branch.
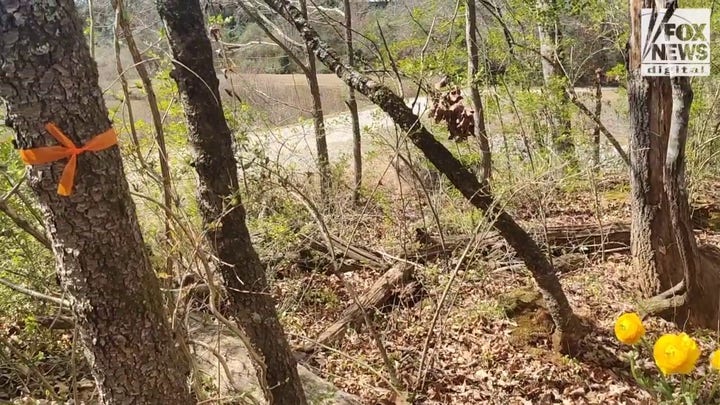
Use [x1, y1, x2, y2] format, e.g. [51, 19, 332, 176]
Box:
[0, 277, 70, 307]
[219, 39, 280, 50]
[243, 0, 305, 48]
[236, 0, 310, 75]
[0, 199, 51, 249]
[565, 87, 630, 166]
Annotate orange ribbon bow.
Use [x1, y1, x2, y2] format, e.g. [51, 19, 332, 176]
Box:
[19, 123, 118, 196]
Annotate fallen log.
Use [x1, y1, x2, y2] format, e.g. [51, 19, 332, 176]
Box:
[305, 234, 387, 269]
[406, 222, 631, 261]
[298, 223, 632, 276]
[298, 263, 418, 353]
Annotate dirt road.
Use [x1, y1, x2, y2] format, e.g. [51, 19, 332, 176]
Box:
[250, 95, 430, 170]
[249, 86, 629, 171]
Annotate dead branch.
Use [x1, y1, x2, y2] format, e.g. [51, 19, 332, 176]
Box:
[0, 277, 69, 307]
[297, 263, 418, 353]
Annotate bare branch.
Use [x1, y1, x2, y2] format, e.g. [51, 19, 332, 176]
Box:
[236, 0, 310, 75]
[219, 40, 280, 50]
[189, 339, 246, 394]
[0, 277, 70, 307]
[244, 0, 305, 48]
[0, 199, 51, 249]
[565, 87, 630, 166]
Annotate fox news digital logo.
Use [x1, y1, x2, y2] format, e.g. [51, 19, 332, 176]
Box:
[641, 8, 711, 76]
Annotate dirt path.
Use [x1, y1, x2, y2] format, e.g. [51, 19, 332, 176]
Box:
[250, 95, 430, 170]
[249, 87, 629, 171]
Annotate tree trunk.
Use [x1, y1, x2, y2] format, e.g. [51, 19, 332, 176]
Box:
[537, 0, 561, 84]
[592, 69, 603, 172]
[628, 0, 683, 297]
[113, 0, 176, 281]
[299, 0, 331, 204]
[261, 0, 580, 352]
[343, 0, 362, 203]
[156, 1, 308, 403]
[0, 1, 193, 403]
[536, 0, 576, 163]
[465, 0, 492, 181]
[628, 0, 719, 328]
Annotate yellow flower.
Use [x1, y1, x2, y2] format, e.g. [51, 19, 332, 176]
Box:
[710, 349, 720, 371]
[653, 333, 701, 375]
[614, 312, 645, 345]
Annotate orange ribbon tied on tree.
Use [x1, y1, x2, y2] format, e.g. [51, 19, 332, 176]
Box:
[19, 123, 118, 196]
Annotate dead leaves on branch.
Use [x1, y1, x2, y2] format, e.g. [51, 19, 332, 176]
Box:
[429, 78, 476, 142]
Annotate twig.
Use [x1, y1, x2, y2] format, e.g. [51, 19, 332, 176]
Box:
[375, 21, 404, 98]
[0, 335, 59, 399]
[0, 277, 69, 306]
[113, 6, 157, 181]
[220, 40, 280, 50]
[129, 191, 272, 401]
[290, 332, 401, 397]
[0, 199, 51, 249]
[415, 217, 496, 390]
[565, 87, 630, 166]
[1, 175, 24, 203]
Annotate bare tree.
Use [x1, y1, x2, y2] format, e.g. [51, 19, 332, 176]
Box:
[235, 0, 332, 203]
[592, 68, 603, 171]
[344, 0, 363, 203]
[156, 0, 308, 403]
[536, 0, 576, 163]
[299, 0, 332, 203]
[0, 0, 193, 402]
[113, 0, 176, 280]
[465, 0, 491, 181]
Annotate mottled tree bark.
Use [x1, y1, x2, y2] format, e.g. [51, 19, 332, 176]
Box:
[0, 1, 193, 403]
[261, 0, 579, 351]
[156, 1, 307, 403]
[465, 0, 492, 181]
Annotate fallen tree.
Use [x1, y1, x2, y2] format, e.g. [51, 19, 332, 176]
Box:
[297, 222, 631, 273]
[297, 263, 417, 352]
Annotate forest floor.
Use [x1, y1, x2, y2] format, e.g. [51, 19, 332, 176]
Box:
[272, 174, 720, 404]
